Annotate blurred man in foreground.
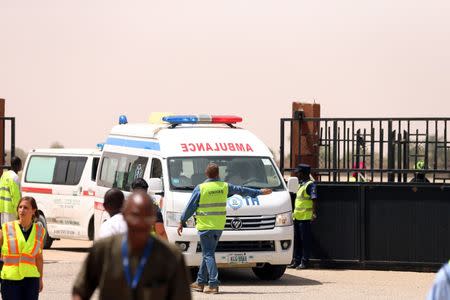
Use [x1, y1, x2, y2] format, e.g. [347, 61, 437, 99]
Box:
[72, 191, 191, 300]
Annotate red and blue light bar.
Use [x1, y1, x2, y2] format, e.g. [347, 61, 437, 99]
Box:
[162, 115, 242, 124]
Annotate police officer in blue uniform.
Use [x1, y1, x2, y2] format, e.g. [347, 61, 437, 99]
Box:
[288, 164, 317, 270]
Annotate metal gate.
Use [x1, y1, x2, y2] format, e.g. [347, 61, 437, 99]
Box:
[280, 116, 450, 270]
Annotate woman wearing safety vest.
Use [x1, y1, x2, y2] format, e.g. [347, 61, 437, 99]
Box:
[0, 196, 45, 300]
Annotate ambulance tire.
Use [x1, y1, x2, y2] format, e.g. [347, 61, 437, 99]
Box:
[252, 264, 286, 280]
[37, 214, 53, 249]
[88, 217, 94, 241]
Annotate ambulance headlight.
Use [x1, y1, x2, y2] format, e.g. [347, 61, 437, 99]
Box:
[275, 212, 292, 227]
[166, 212, 195, 228]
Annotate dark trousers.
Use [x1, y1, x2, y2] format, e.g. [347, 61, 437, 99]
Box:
[1, 277, 40, 300]
[293, 220, 312, 264]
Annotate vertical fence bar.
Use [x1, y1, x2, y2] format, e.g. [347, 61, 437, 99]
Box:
[445, 120, 448, 172]
[388, 120, 395, 182]
[370, 127, 375, 182]
[380, 127, 384, 182]
[425, 120, 429, 169]
[403, 130, 408, 182]
[333, 121, 338, 181]
[347, 127, 350, 181]
[337, 126, 341, 181]
[434, 120, 438, 183]
[328, 125, 331, 180]
[397, 131, 402, 182]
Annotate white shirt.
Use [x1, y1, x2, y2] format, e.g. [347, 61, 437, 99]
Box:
[98, 213, 127, 239]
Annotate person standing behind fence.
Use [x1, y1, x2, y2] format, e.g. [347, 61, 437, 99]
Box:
[177, 163, 272, 294]
[72, 191, 191, 300]
[288, 164, 317, 270]
[98, 188, 127, 238]
[0, 157, 22, 225]
[0, 196, 45, 300]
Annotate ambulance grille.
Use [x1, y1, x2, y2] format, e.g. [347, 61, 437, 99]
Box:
[196, 241, 275, 252]
[224, 215, 276, 231]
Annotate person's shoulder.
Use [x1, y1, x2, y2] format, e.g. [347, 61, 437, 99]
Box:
[93, 234, 123, 250]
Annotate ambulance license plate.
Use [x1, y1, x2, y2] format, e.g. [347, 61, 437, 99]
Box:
[227, 253, 248, 264]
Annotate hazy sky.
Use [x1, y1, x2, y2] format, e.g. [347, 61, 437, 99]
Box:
[1, 0, 450, 154]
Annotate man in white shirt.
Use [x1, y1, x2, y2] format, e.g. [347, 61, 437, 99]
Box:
[98, 188, 127, 238]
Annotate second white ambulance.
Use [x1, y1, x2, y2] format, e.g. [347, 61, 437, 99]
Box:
[94, 114, 293, 280]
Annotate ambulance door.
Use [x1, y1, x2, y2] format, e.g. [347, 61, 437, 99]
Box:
[65, 156, 99, 240]
[148, 157, 163, 206]
[53, 156, 88, 238]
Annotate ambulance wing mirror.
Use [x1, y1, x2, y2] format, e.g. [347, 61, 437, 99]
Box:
[287, 177, 299, 193]
[148, 178, 164, 195]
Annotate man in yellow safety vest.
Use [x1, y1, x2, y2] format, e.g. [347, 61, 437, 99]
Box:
[288, 164, 317, 270]
[0, 157, 22, 225]
[177, 163, 272, 294]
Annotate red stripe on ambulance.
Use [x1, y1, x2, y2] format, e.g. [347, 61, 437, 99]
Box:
[94, 201, 105, 211]
[181, 142, 254, 152]
[22, 187, 53, 194]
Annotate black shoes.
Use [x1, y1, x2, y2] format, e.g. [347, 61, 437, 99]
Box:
[296, 262, 307, 269]
[287, 262, 299, 269]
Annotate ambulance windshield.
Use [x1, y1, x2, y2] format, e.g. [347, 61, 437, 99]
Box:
[168, 156, 284, 191]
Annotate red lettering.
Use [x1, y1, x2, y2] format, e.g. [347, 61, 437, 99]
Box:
[181, 144, 188, 152]
[246, 144, 254, 152]
[196, 143, 205, 151]
[205, 143, 213, 151]
[213, 143, 220, 151]
[219, 143, 228, 151]
[228, 143, 236, 151]
[235, 143, 244, 151]
[188, 143, 196, 151]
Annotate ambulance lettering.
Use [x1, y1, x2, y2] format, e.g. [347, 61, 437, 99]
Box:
[180, 142, 254, 152]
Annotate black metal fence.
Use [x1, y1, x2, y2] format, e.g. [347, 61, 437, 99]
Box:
[280, 116, 450, 270]
[280, 117, 450, 183]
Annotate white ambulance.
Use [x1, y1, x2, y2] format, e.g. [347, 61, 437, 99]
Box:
[21, 148, 101, 248]
[94, 115, 293, 280]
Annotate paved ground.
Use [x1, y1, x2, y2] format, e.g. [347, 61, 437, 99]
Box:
[40, 239, 436, 300]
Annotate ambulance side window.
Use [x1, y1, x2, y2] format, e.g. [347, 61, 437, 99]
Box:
[91, 157, 100, 181]
[98, 152, 148, 191]
[25, 155, 87, 185]
[150, 158, 162, 178]
[25, 156, 57, 183]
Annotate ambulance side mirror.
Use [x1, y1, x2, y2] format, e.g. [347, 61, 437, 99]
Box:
[148, 178, 164, 195]
[287, 177, 299, 193]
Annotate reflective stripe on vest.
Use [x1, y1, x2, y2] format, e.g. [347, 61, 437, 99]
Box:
[1, 221, 45, 280]
[195, 181, 228, 230]
[0, 172, 18, 214]
[293, 181, 314, 221]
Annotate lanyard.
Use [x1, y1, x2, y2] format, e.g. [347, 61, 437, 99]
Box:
[121, 236, 154, 290]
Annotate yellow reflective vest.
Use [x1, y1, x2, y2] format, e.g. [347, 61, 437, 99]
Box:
[0, 171, 21, 216]
[1, 221, 45, 280]
[195, 182, 228, 231]
[293, 180, 314, 221]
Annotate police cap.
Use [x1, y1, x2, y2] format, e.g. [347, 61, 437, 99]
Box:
[294, 164, 311, 174]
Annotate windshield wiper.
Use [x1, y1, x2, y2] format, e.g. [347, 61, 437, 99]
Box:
[174, 185, 195, 190]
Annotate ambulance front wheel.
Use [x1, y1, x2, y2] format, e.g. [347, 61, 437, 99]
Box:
[252, 264, 286, 280]
[37, 214, 54, 249]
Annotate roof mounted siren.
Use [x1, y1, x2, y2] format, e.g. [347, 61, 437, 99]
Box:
[162, 115, 242, 128]
[119, 115, 128, 125]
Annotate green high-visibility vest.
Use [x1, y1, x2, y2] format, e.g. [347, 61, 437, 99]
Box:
[195, 182, 228, 231]
[293, 180, 314, 221]
[1, 221, 45, 280]
[0, 171, 21, 216]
